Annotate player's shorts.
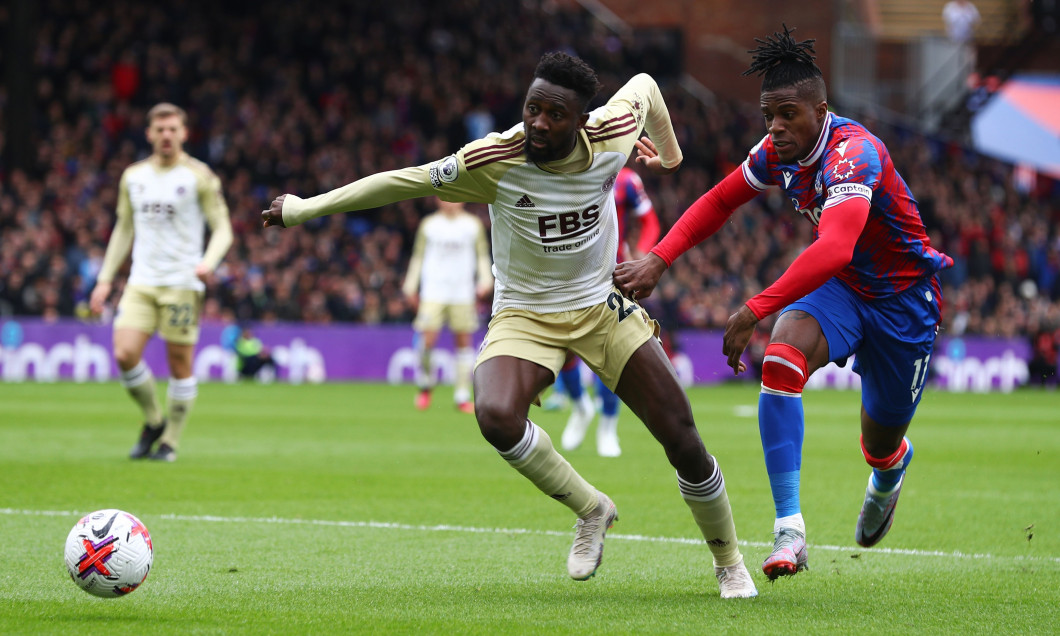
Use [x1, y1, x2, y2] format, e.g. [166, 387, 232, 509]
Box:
[114, 285, 205, 346]
[476, 288, 659, 391]
[413, 300, 479, 334]
[784, 276, 942, 426]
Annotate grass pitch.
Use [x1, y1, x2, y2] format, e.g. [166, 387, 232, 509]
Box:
[1, 381, 1057, 634]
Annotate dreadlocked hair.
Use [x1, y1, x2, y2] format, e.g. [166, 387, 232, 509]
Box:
[743, 24, 824, 95]
[534, 51, 602, 113]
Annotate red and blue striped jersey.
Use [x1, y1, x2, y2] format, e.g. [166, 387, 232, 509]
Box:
[613, 167, 654, 262]
[742, 112, 952, 299]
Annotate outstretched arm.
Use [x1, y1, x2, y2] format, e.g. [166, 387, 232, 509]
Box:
[262, 166, 440, 228]
[747, 197, 869, 319]
[722, 196, 870, 372]
[613, 167, 758, 299]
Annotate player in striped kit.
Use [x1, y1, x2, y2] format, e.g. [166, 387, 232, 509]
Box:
[402, 198, 493, 413]
[263, 52, 757, 599]
[615, 26, 953, 580]
[90, 102, 233, 462]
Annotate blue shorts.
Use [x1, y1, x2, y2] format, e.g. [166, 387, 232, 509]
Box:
[784, 276, 941, 425]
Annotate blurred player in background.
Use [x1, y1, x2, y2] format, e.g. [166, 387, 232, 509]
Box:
[90, 102, 233, 462]
[402, 198, 493, 413]
[263, 52, 757, 598]
[235, 324, 277, 383]
[616, 26, 952, 580]
[560, 162, 660, 457]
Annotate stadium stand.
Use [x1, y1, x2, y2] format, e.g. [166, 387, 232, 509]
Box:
[1, 0, 1058, 347]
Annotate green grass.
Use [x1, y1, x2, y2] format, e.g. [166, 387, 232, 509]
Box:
[1, 381, 1057, 634]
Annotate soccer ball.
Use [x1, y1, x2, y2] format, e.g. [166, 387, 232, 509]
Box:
[64, 509, 153, 598]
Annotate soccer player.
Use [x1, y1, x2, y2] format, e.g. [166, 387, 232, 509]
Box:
[561, 163, 660, 457]
[614, 26, 952, 580]
[263, 52, 757, 599]
[614, 164, 662, 265]
[402, 198, 493, 413]
[90, 102, 233, 463]
[554, 358, 599, 452]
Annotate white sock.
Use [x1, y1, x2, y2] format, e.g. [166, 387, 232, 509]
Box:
[499, 421, 598, 517]
[576, 392, 595, 417]
[597, 414, 618, 438]
[160, 376, 198, 450]
[416, 342, 433, 390]
[119, 361, 163, 425]
[774, 513, 806, 535]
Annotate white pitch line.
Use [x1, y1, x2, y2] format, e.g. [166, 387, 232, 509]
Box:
[5, 508, 1057, 565]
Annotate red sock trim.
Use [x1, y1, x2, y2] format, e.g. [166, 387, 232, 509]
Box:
[861, 435, 908, 469]
[761, 342, 809, 394]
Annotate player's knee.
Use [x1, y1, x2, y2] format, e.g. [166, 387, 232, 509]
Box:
[472, 397, 524, 447]
[650, 408, 700, 461]
[761, 342, 809, 395]
[112, 346, 141, 371]
[860, 434, 910, 469]
[664, 435, 713, 478]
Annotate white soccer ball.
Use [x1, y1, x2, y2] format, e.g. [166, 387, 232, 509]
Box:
[64, 509, 153, 598]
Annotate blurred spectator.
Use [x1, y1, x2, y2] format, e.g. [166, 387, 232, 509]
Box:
[944, 0, 982, 45]
[943, 0, 981, 78]
[1029, 327, 1059, 385]
[235, 325, 277, 383]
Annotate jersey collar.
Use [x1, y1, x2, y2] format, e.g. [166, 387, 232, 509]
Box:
[797, 111, 832, 168]
[150, 152, 188, 171]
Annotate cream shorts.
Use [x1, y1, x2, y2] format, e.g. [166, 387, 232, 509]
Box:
[114, 285, 204, 345]
[476, 288, 659, 390]
[414, 301, 479, 334]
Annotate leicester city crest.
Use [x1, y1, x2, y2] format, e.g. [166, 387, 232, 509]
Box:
[602, 173, 617, 192]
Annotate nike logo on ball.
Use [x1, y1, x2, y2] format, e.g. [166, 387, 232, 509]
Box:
[92, 511, 119, 539]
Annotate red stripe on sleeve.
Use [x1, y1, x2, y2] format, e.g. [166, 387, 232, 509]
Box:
[745, 196, 870, 319]
[650, 168, 758, 266]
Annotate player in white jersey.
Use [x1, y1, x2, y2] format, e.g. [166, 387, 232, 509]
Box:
[262, 53, 756, 598]
[90, 102, 233, 463]
[402, 198, 493, 413]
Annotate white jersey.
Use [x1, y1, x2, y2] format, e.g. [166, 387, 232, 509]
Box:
[281, 73, 681, 314]
[119, 156, 225, 290]
[475, 130, 623, 313]
[403, 211, 492, 304]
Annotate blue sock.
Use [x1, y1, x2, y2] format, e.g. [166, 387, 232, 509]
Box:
[552, 370, 567, 397]
[595, 376, 619, 416]
[759, 391, 805, 518]
[871, 438, 913, 492]
[559, 365, 583, 400]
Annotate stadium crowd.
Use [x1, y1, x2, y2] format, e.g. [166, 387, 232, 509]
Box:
[1, 0, 1058, 353]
